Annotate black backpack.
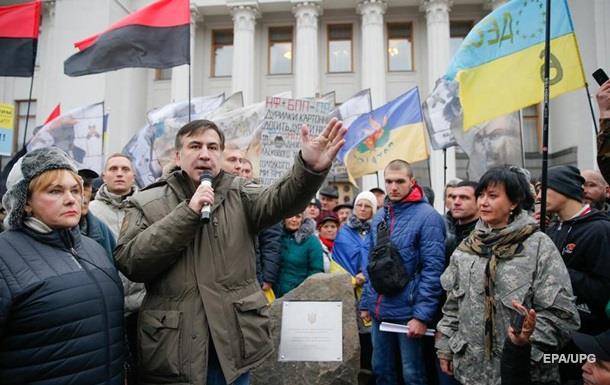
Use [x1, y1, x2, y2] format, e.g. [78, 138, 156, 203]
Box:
[366, 220, 410, 296]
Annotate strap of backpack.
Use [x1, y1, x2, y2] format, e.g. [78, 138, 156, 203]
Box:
[376, 220, 390, 246]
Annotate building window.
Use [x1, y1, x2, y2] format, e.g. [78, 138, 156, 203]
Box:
[450, 21, 473, 57]
[387, 23, 413, 72]
[269, 27, 293, 74]
[15, 100, 36, 150]
[154, 68, 172, 81]
[522, 104, 541, 153]
[212, 30, 234, 77]
[327, 24, 352, 73]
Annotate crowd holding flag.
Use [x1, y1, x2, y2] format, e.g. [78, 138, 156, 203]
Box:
[337, 87, 428, 184]
[0, 0, 595, 202]
[64, 0, 190, 77]
[0, 0, 40, 77]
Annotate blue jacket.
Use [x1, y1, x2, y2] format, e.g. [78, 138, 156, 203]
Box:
[360, 186, 446, 323]
[0, 226, 125, 385]
[80, 211, 117, 264]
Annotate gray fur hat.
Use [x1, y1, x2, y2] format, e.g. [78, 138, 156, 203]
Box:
[2, 147, 77, 230]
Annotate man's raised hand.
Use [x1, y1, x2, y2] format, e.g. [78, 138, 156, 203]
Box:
[300, 117, 346, 172]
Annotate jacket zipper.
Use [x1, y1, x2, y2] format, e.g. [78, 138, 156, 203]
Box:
[70, 246, 112, 383]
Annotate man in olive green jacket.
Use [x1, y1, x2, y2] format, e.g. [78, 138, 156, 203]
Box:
[114, 118, 345, 385]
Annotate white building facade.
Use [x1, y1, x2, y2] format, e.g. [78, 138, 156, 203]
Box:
[1, 0, 609, 209]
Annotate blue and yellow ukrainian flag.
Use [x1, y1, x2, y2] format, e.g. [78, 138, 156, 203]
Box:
[337, 87, 428, 183]
[448, 0, 585, 130]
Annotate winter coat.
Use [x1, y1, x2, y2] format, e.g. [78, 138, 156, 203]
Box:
[359, 185, 446, 322]
[0, 226, 125, 385]
[436, 213, 580, 385]
[90, 183, 145, 317]
[546, 208, 610, 334]
[255, 222, 282, 285]
[80, 211, 117, 263]
[115, 157, 327, 384]
[274, 222, 324, 298]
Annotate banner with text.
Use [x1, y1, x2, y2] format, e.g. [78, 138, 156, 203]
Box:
[260, 97, 332, 186]
[0, 103, 15, 156]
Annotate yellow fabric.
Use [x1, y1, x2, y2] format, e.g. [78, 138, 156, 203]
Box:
[263, 287, 275, 304]
[344, 122, 429, 183]
[458, 33, 586, 130]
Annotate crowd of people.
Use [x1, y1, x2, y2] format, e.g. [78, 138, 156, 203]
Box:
[1, 86, 610, 385]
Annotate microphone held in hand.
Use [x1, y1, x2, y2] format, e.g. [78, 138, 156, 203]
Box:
[200, 170, 213, 223]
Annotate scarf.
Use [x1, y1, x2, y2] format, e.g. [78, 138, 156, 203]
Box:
[457, 212, 538, 359]
[24, 216, 53, 233]
[319, 236, 334, 251]
[346, 214, 371, 237]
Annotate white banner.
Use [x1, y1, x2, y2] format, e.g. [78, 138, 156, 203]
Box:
[28, 102, 106, 172]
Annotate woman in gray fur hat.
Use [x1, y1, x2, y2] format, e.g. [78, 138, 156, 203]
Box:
[0, 147, 125, 385]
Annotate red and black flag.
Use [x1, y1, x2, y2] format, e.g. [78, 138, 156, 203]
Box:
[0, 0, 41, 77]
[64, 0, 189, 77]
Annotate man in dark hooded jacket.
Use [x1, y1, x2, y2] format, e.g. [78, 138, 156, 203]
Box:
[539, 165, 610, 384]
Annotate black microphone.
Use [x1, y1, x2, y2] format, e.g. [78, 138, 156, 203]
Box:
[200, 170, 213, 223]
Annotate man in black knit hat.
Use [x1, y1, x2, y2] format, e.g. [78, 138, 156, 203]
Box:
[538, 165, 610, 384]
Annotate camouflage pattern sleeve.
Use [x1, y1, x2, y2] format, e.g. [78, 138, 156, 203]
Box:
[528, 234, 580, 360]
[597, 118, 610, 183]
[435, 253, 460, 359]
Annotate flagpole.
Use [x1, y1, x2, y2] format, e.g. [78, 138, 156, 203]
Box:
[102, 102, 106, 170]
[22, 75, 35, 148]
[584, 83, 599, 136]
[188, 64, 192, 122]
[443, 148, 447, 187]
[540, 0, 552, 232]
[518, 110, 526, 168]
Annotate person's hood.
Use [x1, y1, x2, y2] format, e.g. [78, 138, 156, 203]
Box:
[384, 183, 426, 209]
[95, 183, 136, 209]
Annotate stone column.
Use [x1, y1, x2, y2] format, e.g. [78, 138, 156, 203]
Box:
[292, 1, 321, 98]
[230, 4, 259, 105]
[358, 0, 387, 108]
[171, 3, 200, 103]
[421, 0, 455, 212]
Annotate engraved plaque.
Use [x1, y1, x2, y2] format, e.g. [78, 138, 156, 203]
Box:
[278, 301, 343, 362]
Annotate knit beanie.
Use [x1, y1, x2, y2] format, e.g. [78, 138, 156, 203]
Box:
[2, 147, 77, 230]
[546, 165, 584, 202]
[354, 191, 377, 215]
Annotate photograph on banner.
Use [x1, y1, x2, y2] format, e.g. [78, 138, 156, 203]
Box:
[122, 94, 226, 187]
[0, 103, 15, 156]
[27, 102, 105, 172]
[452, 112, 523, 181]
[422, 78, 459, 150]
[150, 94, 226, 171]
[122, 124, 157, 187]
[259, 97, 333, 187]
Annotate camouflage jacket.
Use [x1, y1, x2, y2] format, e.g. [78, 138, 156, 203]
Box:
[597, 118, 610, 183]
[436, 213, 580, 385]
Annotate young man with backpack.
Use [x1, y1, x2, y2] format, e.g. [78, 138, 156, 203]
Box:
[360, 159, 446, 385]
